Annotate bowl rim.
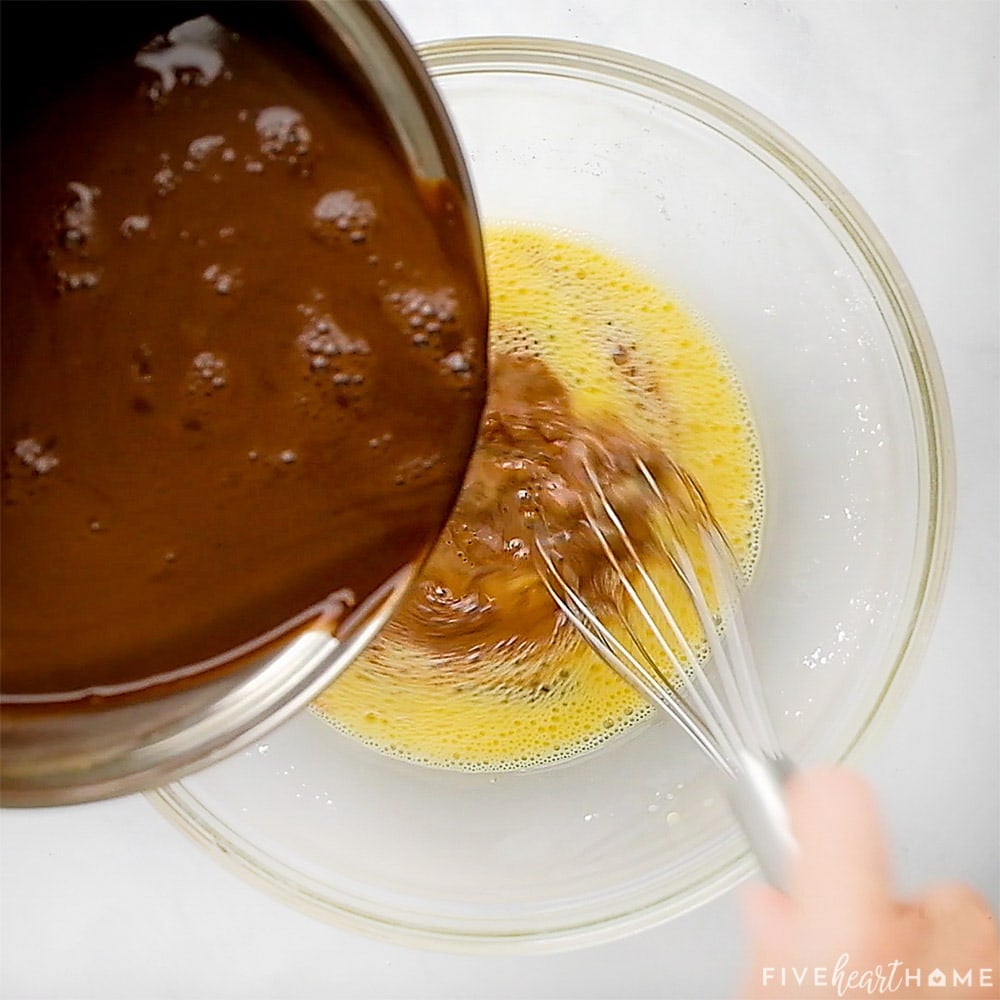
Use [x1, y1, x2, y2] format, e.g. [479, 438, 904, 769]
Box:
[149, 35, 956, 953]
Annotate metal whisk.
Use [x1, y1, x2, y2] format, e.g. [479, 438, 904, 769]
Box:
[534, 455, 796, 889]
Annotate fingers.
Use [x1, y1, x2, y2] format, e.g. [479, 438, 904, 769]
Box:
[917, 882, 1000, 967]
[919, 881, 996, 923]
[742, 881, 793, 945]
[740, 883, 796, 999]
[740, 768, 1000, 1000]
[783, 767, 894, 924]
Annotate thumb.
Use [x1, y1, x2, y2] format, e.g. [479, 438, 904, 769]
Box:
[784, 767, 894, 926]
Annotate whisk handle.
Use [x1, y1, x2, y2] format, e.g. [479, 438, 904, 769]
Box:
[729, 752, 797, 892]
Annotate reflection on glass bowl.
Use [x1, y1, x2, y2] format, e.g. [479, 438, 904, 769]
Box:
[149, 37, 954, 952]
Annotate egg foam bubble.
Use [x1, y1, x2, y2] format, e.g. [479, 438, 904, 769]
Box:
[311, 224, 764, 771]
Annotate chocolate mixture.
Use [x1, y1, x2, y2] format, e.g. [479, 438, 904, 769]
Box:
[386, 351, 679, 670]
[1, 7, 486, 700]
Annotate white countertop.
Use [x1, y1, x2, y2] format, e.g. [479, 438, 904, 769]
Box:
[2, 3, 997, 998]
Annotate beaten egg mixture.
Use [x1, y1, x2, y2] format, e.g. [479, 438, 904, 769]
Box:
[312, 225, 763, 769]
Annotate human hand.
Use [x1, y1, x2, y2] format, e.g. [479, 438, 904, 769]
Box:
[740, 768, 999, 999]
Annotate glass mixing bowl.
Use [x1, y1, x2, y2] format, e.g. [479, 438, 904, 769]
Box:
[150, 38, 954, 951]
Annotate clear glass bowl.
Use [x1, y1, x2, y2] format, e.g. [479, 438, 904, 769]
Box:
[150, 37, 954, 951]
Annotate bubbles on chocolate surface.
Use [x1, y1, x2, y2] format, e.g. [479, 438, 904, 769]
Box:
[312, 190, 376, 244]
[201, 263, 240, 296]
[255, 106, 311, 160]
[49, 183, 104, 292]
[185, 134, 226, 168]
[441, 351, 471, 374]
[55, 269, 101, 293]
[385, 286, 460, 356]
[153, 165, 178, 196]
[120, 214, 151, 238]
[187, 351, 228, 394]
[58, 183, 99, 247]
[13, 438, 59, 475]
[297, 315, 369, 360]
[135, 15, 227, 98]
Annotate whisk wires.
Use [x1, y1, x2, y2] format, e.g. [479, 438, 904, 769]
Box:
[533, 453, 779, 781]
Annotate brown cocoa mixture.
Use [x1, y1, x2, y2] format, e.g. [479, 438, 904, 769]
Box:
[1, 6, 486, 700]
[390, 351, 677, 665]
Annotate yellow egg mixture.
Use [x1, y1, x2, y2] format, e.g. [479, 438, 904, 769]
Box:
[311, 225, 764, 769]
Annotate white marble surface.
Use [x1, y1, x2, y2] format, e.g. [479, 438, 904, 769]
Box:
[1, 3, 997, 998]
